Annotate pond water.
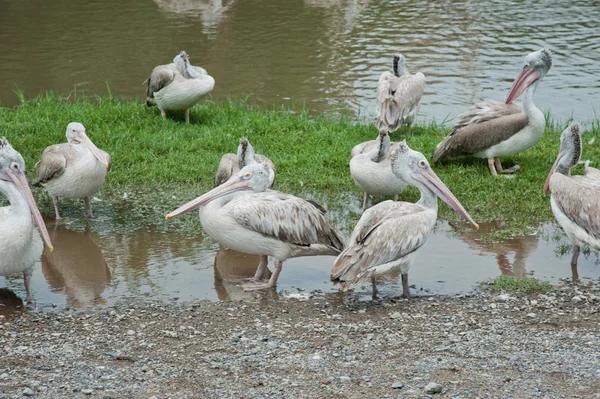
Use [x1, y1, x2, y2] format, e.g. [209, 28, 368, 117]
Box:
[1, 0, 599, 124]
[1, 219, 599, 314]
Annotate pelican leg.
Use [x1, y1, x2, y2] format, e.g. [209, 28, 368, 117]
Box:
[249, 255, 269, 282]
[184, 109, 190, 124]
[494, 157, 521, 174]
[570, 245, 580, 283]
[161, 109, 167, 120]
[407, 122, 412, 136]
[23, 270, 32, 304]
[371, 276, 379, 300]
[84, 197, 94, 219]
[401, 273, 410, 298]
[362, 192, 369, 212]
[487, 159, 498, 177]
[393, 194, 398, 202]
[243, 261, 282, 291]
[52, 196, 61, 220]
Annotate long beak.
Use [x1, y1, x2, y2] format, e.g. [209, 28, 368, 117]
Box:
[79, 132, 110, 169]
[165, 177, 252, 220]
[6, 169, 54, 252]
[544, 150, 563, 195]
[412, 168, 479, 230]
[505, 66, 541, 104]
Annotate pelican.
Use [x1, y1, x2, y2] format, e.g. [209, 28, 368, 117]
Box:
[432, 48, 552, 176]
[166, 163, 345, 290]
[350, 131, 406, 211]
[331, 141, 478, 299]
[145, 51, 215, 123]
[35, 122, 111, 220]
[375, 54, 426, 135]
[544, 123, 600, 278]
[215, 137, 276, 188]
[0, 138, 53, 303]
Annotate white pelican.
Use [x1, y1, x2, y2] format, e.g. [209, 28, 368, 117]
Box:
[166, 163, 345, 290]
[215, 137, 276, 188]
[375, 54, 426, 135]
[145, 51, 215, 123]
[432, 48, 553, 176]
[331, 140, 478, 299]
[35, 122, 111, 220]
[350, 131, 406, 211]
[543, 122, 600, 279]
[0, 138, 53, 303]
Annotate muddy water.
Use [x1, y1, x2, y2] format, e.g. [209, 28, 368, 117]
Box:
[1, 221, 598, 314]
[1, 0, 599, 123]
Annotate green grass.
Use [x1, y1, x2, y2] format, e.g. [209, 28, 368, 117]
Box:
[0, 93, 598, 237]
[487, 275, 553, 294]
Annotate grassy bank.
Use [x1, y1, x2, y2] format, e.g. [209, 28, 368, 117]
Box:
[1, 94, 598, 238]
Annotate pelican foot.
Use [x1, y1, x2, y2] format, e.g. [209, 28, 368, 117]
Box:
[241, 281, 276, 291]
[499, 165, 520, 174]
[244, 276, 269, 284]
[499, 174, 517, 179]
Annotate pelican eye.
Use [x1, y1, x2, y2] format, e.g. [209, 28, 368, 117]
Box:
[418, 160, 427, 168]
[243, 173, 252, 179]
[11, 162, 19, 170]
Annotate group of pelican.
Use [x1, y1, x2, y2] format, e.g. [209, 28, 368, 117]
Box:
[1, 47, 598, 303]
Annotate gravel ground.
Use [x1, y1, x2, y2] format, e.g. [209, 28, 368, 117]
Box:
[1, 283, 599, 399]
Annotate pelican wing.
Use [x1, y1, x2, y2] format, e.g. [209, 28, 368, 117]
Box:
[331, 201, 434, 287]
[551, 174, 600, 246]
[145, 64, 177, 101]
[214, 153, 238, 187]
[351, 140, 401, 158]
[34, 144, 70, 184]
[584, 163, 600, 182]
[230, 191, 344, 251]
[432, 100, 527, 162]
[376, 72, 425, 133]
[102, 149, 112, 172]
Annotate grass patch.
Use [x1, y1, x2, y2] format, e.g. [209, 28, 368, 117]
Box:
[487, 275, 553, 294]
[0, 93, 598, 237]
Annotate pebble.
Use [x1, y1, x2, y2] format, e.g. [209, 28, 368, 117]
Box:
[339, 376, 351, 383]
[391, 381, 404, 389]
[127, 330, 136, 335]
[22, 388, 34, 397]
[81, 388, 93, 395]
[572, 296, 583, 302]
[424, 382, 442, 394]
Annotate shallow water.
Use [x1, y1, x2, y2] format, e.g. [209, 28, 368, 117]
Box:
[1, 0, 599, 123]
[1, 220, 598, 314]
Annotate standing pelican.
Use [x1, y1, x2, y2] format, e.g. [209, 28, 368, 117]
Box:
[432, 48, 552, 176]
[375, 54, 426, 135]
[145, 51, 215, 123]
[350, 131, 406, 211]
[332, 141, 478, 299]
[544, 123, 600, 279]
[35, 122, 111, 219]
[215, 137, 276, 188]
[166, 163, 345, 290]
[0, 138, 53, 303]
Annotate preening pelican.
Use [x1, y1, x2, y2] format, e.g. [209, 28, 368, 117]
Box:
[166, 163, 344, 290]
[432, 48, 552, 176]
[145, 51, 215, 123]
[544, 123, 600, 280]
[332, 141, 478, 299]
[0, 138, 53, 303]
[350, 131, 406, 211]
[35, 122, 111, 219]
[215, 137, 276, 188]
[375, 54, 426, 135]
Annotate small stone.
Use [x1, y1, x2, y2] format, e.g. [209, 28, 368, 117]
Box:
[339, 376, 351, 383]
[23, 388, 34, 396]
[81, 389, 93, 395]
[389, 312, 402, 319]
[126, 330, 136, 335]
[391, 381, 404, 389]
[424, 382, 442, 394]
[572, 296, 583, 302]
[526, 313, 536, 318]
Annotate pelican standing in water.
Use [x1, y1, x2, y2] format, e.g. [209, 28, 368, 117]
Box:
[35, 122, 111, 219]
[432, 48, 552, 176]
[215, 137, 276, 188]
[166, 163, 345, 290]
[350, 131, 406, 211]
[544, 123, 600, 279]
[0, 138, 53, 303]
[332, 141, 478, 299]
[375, 54, 426, 135]
[145, 51, 215, 123]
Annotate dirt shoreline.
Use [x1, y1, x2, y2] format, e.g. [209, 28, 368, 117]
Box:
[1, 282, 599, 399]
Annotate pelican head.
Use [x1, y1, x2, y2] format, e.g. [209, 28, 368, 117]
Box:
[166, 163, 271, 220]
[505, 48, 552, 104]
[391, 140, 478, 229]
[65, 122, 110, 169]
[544, 122, 581, 194]
[0, 138, 53, 251]
[174, 51, 190, 71]
[393, 53, 407, 77]
[237, 137, 256, 168]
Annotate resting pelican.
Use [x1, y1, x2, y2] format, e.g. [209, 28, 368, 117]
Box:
[350, 131, 406, 211]
[544, 123, 600, 279]
[166, 163, 345, 290]
[215, 137, 276, 188]
[375, 54, 426, 135]
[332, 141, 478, 299]
[432, 48, 552, 176]
[35, 122, 111, 219]
[0, 138, 53, 303]
[145, 51, 215, 123]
